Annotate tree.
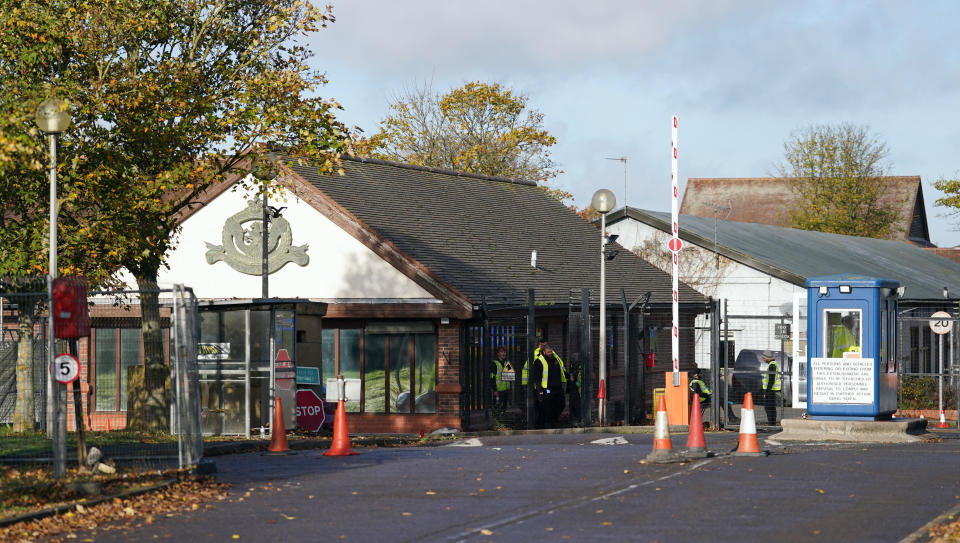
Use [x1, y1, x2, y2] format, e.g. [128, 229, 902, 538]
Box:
[369, 81, 570, 202]
[776, 123, 903, 238]
[0, 0, 350, 431]
[933, 177, 960, 231]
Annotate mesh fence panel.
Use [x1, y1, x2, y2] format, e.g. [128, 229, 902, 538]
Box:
[0, 281, 203, 472]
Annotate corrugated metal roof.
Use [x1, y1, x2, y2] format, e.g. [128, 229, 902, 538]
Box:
[284, 157, 707, 308]
[609, 207, 960, 301]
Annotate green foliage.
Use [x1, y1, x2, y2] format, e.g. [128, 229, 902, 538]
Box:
[777, 123, 903, 238]
[368, 80, 570, 202]
[933, 177, 960, 228]
[900, 375, 958, 410]
[0, 0, 351, 283]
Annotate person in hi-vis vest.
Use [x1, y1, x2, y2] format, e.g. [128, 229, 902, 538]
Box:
[529, 344, 566, 429]
[490, 347, 511, 412]
[830, 315, 860, 357]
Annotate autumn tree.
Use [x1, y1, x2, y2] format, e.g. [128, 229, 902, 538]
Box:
[933, 177, 960, 230]
[776, 123, 903, 238]
[0, 0, 350, 430]
[369, 81, 571, 202]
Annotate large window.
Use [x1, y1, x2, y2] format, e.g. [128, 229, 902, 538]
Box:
[825, 309, 861, 358]
[322, 321, 437, 414]
[94, 328, 143, 412]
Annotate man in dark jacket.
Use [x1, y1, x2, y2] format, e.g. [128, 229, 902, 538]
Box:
[530, 344, 566, 428]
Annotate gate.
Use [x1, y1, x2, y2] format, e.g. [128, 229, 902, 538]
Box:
[0, 277, 49, 429]
[898, 310, 959, 422]
[720, 300, 801, 429]
[462, 316, 529, 430]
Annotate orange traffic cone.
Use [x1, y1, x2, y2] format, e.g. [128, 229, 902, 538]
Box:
[105, 418, 111, 432]
[324, 399, 358, 457]
[936, 409, 950, 429]
[731, 392, 768, 457]
[264, 398, 295, 455]
[685, 394, 708, 458]
[646, 395, 682, 463]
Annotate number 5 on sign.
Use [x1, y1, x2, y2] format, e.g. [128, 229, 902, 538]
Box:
[54, 353, 80, 384]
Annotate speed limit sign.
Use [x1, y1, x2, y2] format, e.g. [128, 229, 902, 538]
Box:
[929, 311, 954, 335]
[54, 353, 80, 384]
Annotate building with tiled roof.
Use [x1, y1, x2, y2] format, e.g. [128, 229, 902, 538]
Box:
[85, 156, 711, 434]
[681, 176, 933, 247]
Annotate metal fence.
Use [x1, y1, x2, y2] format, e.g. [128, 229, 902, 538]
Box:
[719, 303, 796, 430]
[898, 313, 959, 422]
[0, 280, 203, 473]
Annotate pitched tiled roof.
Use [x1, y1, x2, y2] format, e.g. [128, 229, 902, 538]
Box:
[284, 156, 707, 308]
[610, 207, 960, 301]
[680, 177, 932, 247]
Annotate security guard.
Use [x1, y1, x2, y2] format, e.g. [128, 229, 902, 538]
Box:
[521, 338, 548, 387]
[490, 347, 512, 412]
[689, 369, 711, 419]
[761, 350, 781, 424]
[830, 315, 860, 357]
[530, 343, 567, 428]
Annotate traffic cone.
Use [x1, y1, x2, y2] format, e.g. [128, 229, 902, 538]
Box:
[263, 398, 295, 455]
[936, 409, 950, 429]
[646, 395, 682, 463]
[105, 418, 111, 432]
[685, 394, 708, 458]
[731, 392, 768, 457]
[324, 399, 358, 457]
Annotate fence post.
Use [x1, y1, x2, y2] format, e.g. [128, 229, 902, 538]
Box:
[526, 289, 536, 429]
[581, 289, 592, 426]
[711, 298, 720, 430]
[621, 289, 630, 425]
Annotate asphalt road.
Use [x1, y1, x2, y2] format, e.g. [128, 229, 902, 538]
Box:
[80, 430, 960, 542]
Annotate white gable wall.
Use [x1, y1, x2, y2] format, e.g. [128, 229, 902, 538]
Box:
[118, 184, 438, 302]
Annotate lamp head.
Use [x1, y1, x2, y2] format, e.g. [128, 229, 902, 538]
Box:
[591, 189, 616, 214]
[34, 97, 72, 134]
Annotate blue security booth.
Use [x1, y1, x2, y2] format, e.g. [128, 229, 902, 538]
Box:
[806, 275, 899, 420]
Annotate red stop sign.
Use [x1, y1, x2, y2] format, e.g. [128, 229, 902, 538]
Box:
[296, 389, 328, 432]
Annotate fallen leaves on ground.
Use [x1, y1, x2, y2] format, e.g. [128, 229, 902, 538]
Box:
[0, 474, 229, 543]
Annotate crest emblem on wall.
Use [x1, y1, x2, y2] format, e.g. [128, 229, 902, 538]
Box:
[205, 200, 309, 275]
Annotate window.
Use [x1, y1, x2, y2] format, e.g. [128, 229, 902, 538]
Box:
[824, 309, 861, 358]
[321, 321, 437, 414]
[94, 328, 143, 411]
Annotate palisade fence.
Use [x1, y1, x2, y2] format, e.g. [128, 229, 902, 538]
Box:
[0, 279, 203, 472]
[898, 312, 960, 422]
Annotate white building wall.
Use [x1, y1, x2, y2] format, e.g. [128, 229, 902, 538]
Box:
[608, 217, 806, 366]
[117, 184, 438, 302]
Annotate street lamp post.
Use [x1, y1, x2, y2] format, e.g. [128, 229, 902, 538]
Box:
[34, 97, 72, 477]
[591, 189, 616, 426]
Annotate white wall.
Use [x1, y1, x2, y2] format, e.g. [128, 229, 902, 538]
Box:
[609, 217, 806, 365]
[118, 183, 438, 302]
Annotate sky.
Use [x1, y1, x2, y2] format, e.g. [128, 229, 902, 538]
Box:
[307, 0, 960, 247]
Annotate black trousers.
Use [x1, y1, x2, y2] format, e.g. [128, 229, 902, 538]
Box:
[537, 389, 565, 429]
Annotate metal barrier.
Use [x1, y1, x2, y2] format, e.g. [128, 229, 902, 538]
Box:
[720, 308, 795, 429]
[0, 280, 203, 473]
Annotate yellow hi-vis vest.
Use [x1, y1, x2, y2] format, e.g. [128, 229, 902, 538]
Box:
[762, 360, 782, 392]
[689, 378, 710, 402]
[831, 325, 859, 357]
[521, 346, 542, 386]
[491, 359, 511, 392]
[532, 352, 567, 389]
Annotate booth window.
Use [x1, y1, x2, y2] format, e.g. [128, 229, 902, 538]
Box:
[94, 328, 143, 411]
[825, 310, 861, 358]
[322, 321, 436, 414]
